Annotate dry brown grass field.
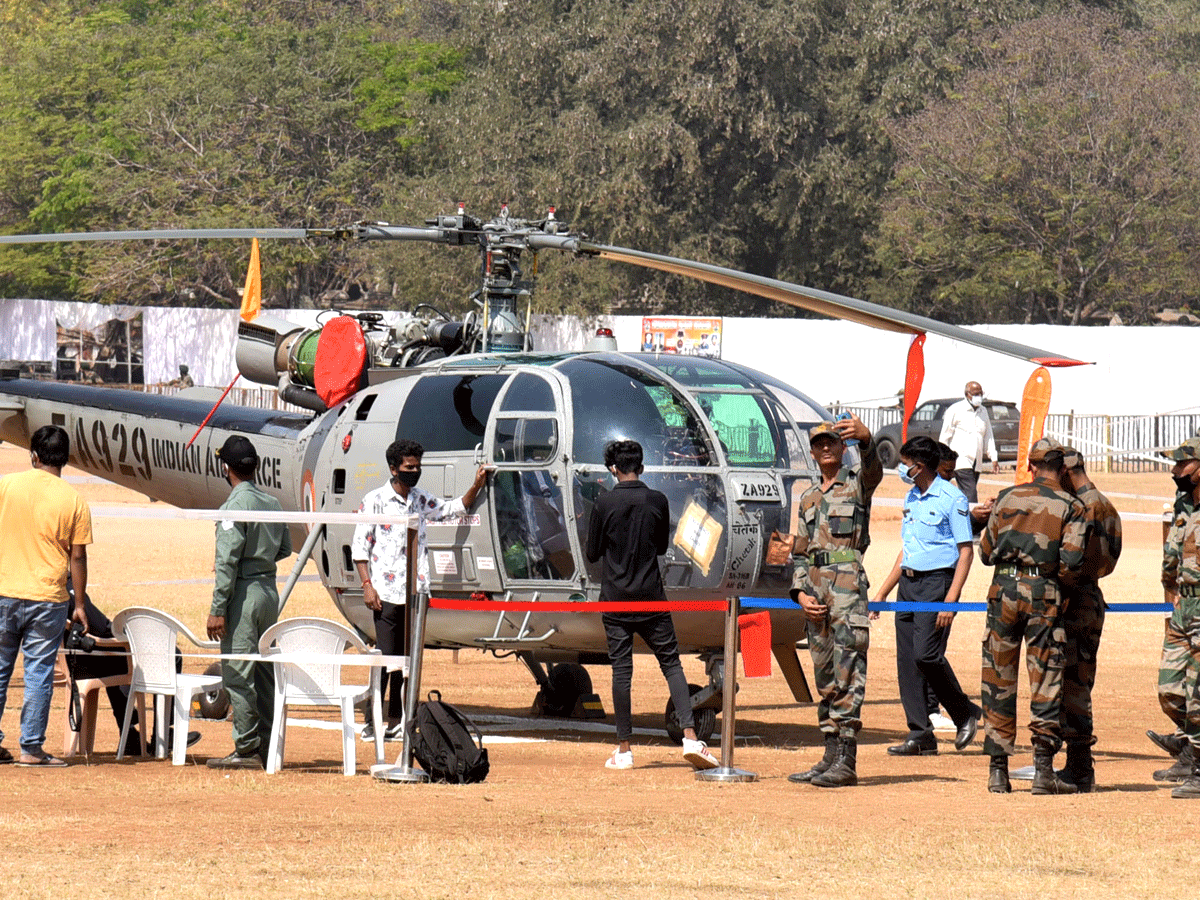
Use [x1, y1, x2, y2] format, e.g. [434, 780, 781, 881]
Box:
[0, 443, 1197, 899]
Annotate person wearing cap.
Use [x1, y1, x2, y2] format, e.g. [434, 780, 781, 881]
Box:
[938, 381, 1000, 503]
[351, 439, 490, 743]
[1152, 437, 1200, 797]
[1054, 446, 1121, 791]
[788, 414, 882, 788]
[978, 437, 1087, 794]
[873, 436, 981, 759]
[205, 435, 292, 770]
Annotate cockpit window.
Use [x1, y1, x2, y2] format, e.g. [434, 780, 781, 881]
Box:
[640, 356, 758, 389]
[558, 358, 713, 466]
[395, 374, 508, 452]
[694, 391, 786, 468]
[499, 372, 556, 412]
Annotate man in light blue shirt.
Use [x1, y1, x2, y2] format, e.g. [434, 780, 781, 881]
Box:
[875, 436, 980, 756]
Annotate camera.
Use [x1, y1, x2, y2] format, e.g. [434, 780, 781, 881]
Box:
[65, 621, 96, 653]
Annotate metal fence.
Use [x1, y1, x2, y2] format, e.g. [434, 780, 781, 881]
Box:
[832, 405, 1200, 473]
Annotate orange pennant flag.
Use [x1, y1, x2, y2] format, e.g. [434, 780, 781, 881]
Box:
[239, 238, 261, 322]
[1014, 366, 1052, 484]
[902, 333, 926, 442]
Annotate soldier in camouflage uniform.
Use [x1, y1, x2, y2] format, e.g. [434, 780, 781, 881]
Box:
[1148, 460, 1198, 779]
[979, 437, 1086, 794]
[1154, 438, 1200, 798]
[788, 415, 882, 788]
[1055, 446, 1122, 791]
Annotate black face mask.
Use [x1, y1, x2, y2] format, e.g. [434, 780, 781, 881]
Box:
[1173, 473, 1195, 494]
[393, 469, 421, 488]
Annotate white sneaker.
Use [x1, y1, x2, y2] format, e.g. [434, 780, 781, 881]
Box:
[930, 712, 955, 732]
[605, 749, 633, 770]
[682, 738, 719, 770]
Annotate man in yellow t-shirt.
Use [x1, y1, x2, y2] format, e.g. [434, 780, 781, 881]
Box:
[0, 425, 92, 767]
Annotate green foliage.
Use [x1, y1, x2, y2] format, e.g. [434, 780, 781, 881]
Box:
[874, 8, 1200, 324]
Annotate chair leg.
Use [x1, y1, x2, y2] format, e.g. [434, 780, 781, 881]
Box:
[116, 688, 138, 761]
[153, 693, 168, 758]
[171, 693, 191, 766]
[266, 693, 285, 775]
[340, 698, 357, 776]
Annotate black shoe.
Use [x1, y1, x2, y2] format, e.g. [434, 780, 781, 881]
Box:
[789, 734, 838, 784]
[361, 723, 375, 743]
[383, 722, 405, 742]
[1154, 743, 1194, 782]
[1147, 729, 1187, 758]
[887, 738, 938, 756]
[954, 714, 979, 752]
[988, 756, 1011, 793]
[205, 751, 263, 770]
[812, 736, 858, 788]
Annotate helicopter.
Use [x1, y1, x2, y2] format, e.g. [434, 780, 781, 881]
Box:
[0, 206, 1086, 741]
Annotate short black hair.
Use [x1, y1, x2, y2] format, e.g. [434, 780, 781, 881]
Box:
[604, 439, 643, 474]
[900, 435, 941, 471]
[31, 425, 70, 468]
[936, 442, 957, 465]
[387, 439, 424, 468]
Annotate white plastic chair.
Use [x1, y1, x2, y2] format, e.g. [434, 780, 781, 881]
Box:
[112, 607, 223, 766]
[258, 617, 384, 776]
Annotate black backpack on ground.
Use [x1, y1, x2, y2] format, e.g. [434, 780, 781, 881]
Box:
[407, 691, 490, 784]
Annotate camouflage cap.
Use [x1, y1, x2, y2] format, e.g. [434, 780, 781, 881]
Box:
[1166, 437, 1200, 462]
[1060, 444, 1084, 470]
[1028, 437, 1066, 463]
[809, 421, 844, 444]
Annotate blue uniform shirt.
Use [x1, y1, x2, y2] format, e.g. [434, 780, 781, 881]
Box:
[901, 476, 973, 571]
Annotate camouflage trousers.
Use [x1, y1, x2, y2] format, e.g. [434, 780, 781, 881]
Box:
[1060, 584, 1106, 747]
[1159, 595, 1200, 749]
[981, 574, 1066, 757]
[804, 562, 870, 738]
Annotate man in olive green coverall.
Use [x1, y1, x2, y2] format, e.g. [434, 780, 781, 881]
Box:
[205, 435, 292, 770]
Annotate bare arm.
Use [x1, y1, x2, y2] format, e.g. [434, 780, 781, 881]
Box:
[938, 543, 974, 628]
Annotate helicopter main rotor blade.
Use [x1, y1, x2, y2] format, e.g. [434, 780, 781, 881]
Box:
[0, 228, 311, 244]
[547, 238, 1088, 368]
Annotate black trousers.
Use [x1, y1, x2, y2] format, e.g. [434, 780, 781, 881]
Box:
[373, 601, 406, 721]
[602, 611, 694, 743]
[953, 468, 979, 503]
[895, 568, 977, 744]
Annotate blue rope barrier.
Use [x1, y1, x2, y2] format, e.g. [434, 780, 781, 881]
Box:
[740, 597, 1173, 614]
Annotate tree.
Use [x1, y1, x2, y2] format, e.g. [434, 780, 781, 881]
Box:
[873, 8, 1200, 325]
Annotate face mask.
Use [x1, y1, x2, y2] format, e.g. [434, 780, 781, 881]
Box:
[968, 394, 983, 409]
[897, 463, 916, 485]
[393, 469, 421, 488]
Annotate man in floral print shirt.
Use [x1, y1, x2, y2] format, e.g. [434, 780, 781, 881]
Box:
[351, 439, 489, 740]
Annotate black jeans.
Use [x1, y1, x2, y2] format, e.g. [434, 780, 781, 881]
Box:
[895, 568, 977, 743]
[602, 611, 694, 742]
[373, 601, 406, 721]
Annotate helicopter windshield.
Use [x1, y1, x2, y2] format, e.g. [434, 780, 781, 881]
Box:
[557, 357, 713, 467]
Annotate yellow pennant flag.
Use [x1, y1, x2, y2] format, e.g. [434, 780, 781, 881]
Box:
[239, 238, 262, 322]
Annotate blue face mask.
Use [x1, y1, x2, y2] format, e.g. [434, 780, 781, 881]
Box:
[897, 462, 916, 485]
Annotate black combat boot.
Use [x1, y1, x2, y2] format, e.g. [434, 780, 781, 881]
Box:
[1170, 752, 1200, 799]
[1055, 742, 1095, 793]
[788, 733, 837, 784]
[1153, 743, 1194, 783]
[988, 755, 1011, 793]
[1031, 742, 1078, 795]
[812, 735, 857, 788]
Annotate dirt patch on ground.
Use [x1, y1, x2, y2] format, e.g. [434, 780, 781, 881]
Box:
[0, 445, 1195, 899]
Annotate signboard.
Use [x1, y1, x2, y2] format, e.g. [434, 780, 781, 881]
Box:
[640, 316, 722, 358]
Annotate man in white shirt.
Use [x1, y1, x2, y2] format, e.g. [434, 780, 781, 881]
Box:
[351, 439, 489, 740]
[938, 381, 999, 503]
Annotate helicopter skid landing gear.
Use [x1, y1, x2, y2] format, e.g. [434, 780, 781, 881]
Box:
[521, 655, 606, 719]
[665, 656, 724, 745]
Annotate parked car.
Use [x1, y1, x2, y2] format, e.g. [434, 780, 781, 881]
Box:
[874, 398, 1021, 468]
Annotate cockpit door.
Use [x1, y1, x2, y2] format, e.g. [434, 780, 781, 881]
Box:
[483, 370, 580, 587]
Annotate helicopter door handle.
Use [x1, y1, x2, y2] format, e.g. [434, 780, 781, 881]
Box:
[474, 442, 486, 466]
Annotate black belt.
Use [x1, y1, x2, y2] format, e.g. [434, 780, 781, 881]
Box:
[901, 566, 956, 579]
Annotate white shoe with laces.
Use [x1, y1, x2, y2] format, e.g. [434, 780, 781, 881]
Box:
[682, 738, 719, 770]
[605, 748, 633, 770]
[930, 712, 955, 732]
